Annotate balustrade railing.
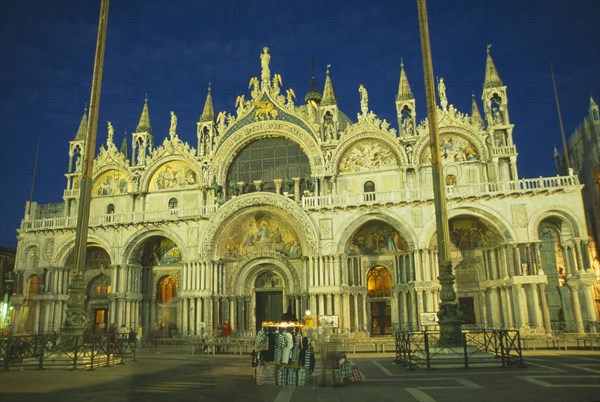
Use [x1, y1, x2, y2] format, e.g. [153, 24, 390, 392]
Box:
[22, 175, 580, 230]
[21, 205, 219, 231]
[302, 175, 580, 209]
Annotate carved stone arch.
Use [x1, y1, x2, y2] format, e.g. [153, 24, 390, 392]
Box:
[528, 207, 584, 242]
[336, 211, 417, 254]
[55, 235, 114, 267]
[140, 156, 201, 193]
[332, 132, 407, 174]
[418, 205, 515, 247]
[92, 163, 130, 182]
[200, 193, 318, 259]
[231, 254, 300, 296]
[413, 125, 489, 165]
[123, 228, 188, 265]
[212, 120, 322, 183]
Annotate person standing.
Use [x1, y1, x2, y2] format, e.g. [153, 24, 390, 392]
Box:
[222, 320, 233, 337]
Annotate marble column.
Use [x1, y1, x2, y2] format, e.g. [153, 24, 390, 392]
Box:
[293, 177, 301, 202]
[538, 284, 552, 334]
[574, 242, 584, 272]
[529, 284, 543, 330]
[583, 284, 599, 331]
[274, 179, 283, 195]
[569, 284, 585, 333]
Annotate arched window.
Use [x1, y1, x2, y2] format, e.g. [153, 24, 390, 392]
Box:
[157, 275, 177, 304]
[107, 204, 115, 214]
[363, 181, 375, 193]
[168, 198, 178, 209]
[367, 266, 392, 297]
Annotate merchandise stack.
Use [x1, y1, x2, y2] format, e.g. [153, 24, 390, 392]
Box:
[252, 321, 315, 386]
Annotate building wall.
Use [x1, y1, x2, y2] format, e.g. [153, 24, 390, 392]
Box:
[11, 51, 600, 337]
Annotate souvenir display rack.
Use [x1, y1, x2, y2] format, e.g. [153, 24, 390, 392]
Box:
[252, 321, 315, 386]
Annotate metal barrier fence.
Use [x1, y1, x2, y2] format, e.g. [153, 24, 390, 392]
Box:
[0, 332, 137, 371]
[394, 329, 525, 370]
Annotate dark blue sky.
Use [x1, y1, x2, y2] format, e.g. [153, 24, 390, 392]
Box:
[1, 0, 599, 249]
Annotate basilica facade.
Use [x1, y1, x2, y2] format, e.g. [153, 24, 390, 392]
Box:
[11, 48, 599, 338]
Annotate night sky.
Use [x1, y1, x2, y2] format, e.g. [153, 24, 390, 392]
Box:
[1, 1, 599, 249]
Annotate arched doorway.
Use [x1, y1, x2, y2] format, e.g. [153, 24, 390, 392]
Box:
[65, 245, 112, 327]
[254, 269, 284, 332]
[367, 266, 393, 335]
[88, 274, 111, 331]
[157, 275, 177, 332]
[446, 216, 504, 326]
[130, 235, 183, 334]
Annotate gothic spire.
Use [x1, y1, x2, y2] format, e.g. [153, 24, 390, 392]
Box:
[136, 95, 152, 134]
[590, 95, 598, 107]
[471, 92, 484, 126]
[397, 59, 414, 101]
[200, 83, 215, 122]
[321, 64, 337, 106]
[74, 107, 88, 140]
[484, 44, 503, 88]
[120, 132, 128, 158]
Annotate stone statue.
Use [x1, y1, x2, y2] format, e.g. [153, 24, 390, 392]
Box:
[492, 108, 503, 124]
[107, 121, 114, 146]
[303, 172, 314, 193]
[169, 111, 177, 138]
[260, 47, 270, 83]
[402, 116, 414, 136]
[438, 77, 448, 110]
[359, 84, 369, 114]
[405, 144, 413, 163]
[324, 149, 332, 170]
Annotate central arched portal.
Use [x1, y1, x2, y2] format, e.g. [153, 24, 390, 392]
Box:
[254, 269, 285, 332]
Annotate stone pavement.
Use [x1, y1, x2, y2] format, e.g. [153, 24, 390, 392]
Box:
[0, 348, 599, 402]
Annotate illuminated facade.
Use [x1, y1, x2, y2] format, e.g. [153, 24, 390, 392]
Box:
[12, 48, 599, 337]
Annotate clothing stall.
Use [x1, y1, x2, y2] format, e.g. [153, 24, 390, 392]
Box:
[252, 321, 315, 386]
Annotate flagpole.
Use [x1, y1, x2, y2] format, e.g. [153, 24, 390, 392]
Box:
[63, 0, 110, 340]
[417, 0, 462, 346]
[550, 63, 571, 174]
[27, 130, 42, 216]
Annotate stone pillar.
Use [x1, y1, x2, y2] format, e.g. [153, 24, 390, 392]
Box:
[253, 180, 263, 191]
[574, 241, 584, 272]
[318, 257, 324, 286]
[581, 239, 592, 271]
[583, 284, 599, 331]
[538, 284, 552, 334]
[534, 243, 543, 275]
[318, 294, 325, 317]
[425, 289, 434, 313]
[182, 297, 189, 334]
[500, 286, 512, 328]
[341, 293, 350, 330]
[334, 294, 341, 318]
[391, 291, 399, 330]
[361, 294, 369, 333]
[293, 177, 301, 202]
[326, 294, 332, 315]
[353, 294, 359, 331]
[529, 284, 543, 330]
[416, 289, 424, 318]
[569, 284, 585, 333]
[274, 179, 283, 195]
